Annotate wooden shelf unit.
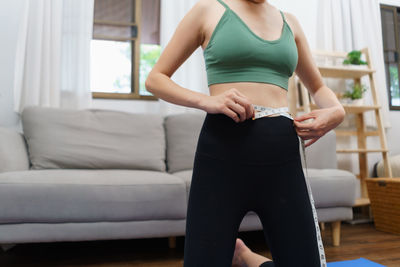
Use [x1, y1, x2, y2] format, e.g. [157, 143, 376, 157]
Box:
[288, 46, 393, 208]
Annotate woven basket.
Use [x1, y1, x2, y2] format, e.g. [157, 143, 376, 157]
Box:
[366, 178, 400, 235]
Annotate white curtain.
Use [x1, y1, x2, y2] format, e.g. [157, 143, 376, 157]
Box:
[60, 0, 94, 109]
[157, 0, 209, 115]
[13, 0, 62, 114]
[13, 0, 94, 114]
[316, 0, 391, 129]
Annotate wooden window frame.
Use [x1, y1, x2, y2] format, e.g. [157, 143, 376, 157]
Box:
[380, 4, 400, 110]
[92, 0, 158, 101]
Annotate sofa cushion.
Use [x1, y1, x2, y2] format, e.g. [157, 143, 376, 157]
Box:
[303, 130, 338, 169]
[316, 207, 353, 222]
[307, 168, 357, 208]
[172, 168, 356, 208]
[164, 112, 206, 173]
[0, 127, 29, 173]
[21, 106, 166, 171]
[172, 169, 192, 195]
[0, 169, 187, 223]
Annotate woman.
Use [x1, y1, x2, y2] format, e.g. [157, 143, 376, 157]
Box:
[145, 0, 345, 266]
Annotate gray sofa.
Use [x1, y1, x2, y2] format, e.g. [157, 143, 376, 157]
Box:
[0, 106, 356, 251]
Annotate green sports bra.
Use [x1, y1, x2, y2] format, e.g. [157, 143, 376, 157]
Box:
[203, 0, 298, 91]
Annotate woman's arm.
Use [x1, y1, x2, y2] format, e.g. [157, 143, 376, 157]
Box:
[288, 13, 344, 110]
[285, 12, 346, 147]
[145, 1, 208, 109]
[145, 0, 255, 122]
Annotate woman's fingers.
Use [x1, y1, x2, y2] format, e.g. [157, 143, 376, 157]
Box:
[231, 93, 255, 120]
[226, 100, 247, 122]
[296, 130, 313, 139]
[223, 106, 241, 123]
[293, 119, 315, 130]
[294, 113, 315, 122]
[304, 137, 320, 147]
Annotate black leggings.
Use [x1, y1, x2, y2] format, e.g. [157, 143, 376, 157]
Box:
[183, 112, 325, 267]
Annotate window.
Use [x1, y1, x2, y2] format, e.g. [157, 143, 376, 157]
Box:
[380, 4, 400, 110]
[91, 0, 160, 100]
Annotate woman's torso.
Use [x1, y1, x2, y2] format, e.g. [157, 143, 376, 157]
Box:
[200, 0, 298, 110]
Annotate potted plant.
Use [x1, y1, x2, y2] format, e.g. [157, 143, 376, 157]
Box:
[340, 83, 368, 105]
[342, 50, 368, 69]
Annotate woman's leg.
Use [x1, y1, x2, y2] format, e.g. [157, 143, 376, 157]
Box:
[253, 155, 325, 267]
[183, 112, 279, 267]
[183, 152, 249, 267]
[183, 113, 325, 266]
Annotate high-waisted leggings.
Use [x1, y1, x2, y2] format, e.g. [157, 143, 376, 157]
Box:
[183, 111, 326, 267]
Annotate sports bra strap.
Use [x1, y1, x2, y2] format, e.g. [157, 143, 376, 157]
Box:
[217, 0, 230, 10]
[279, 10, 286, 22]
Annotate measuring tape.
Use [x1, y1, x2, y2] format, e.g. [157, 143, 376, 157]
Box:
[252, 104, 327, 267]
[252, 105, 294, 121]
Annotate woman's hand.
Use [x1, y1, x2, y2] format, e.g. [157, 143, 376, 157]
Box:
[293, 106, 345, 147]
[198, 88, 255, 123]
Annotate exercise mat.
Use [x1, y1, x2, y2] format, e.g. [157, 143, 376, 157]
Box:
[327, 258, 386, 266]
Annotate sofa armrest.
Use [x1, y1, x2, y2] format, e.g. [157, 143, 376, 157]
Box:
[0, 127, 30, 173]
[302, 130, 338, 169]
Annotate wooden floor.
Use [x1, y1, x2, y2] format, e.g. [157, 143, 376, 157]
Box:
[1, 222, 399, 267]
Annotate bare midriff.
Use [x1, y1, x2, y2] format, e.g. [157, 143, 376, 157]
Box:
[209, 82, 289, 117]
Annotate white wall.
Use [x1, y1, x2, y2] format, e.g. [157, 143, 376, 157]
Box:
[0, 0, 399, 180]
